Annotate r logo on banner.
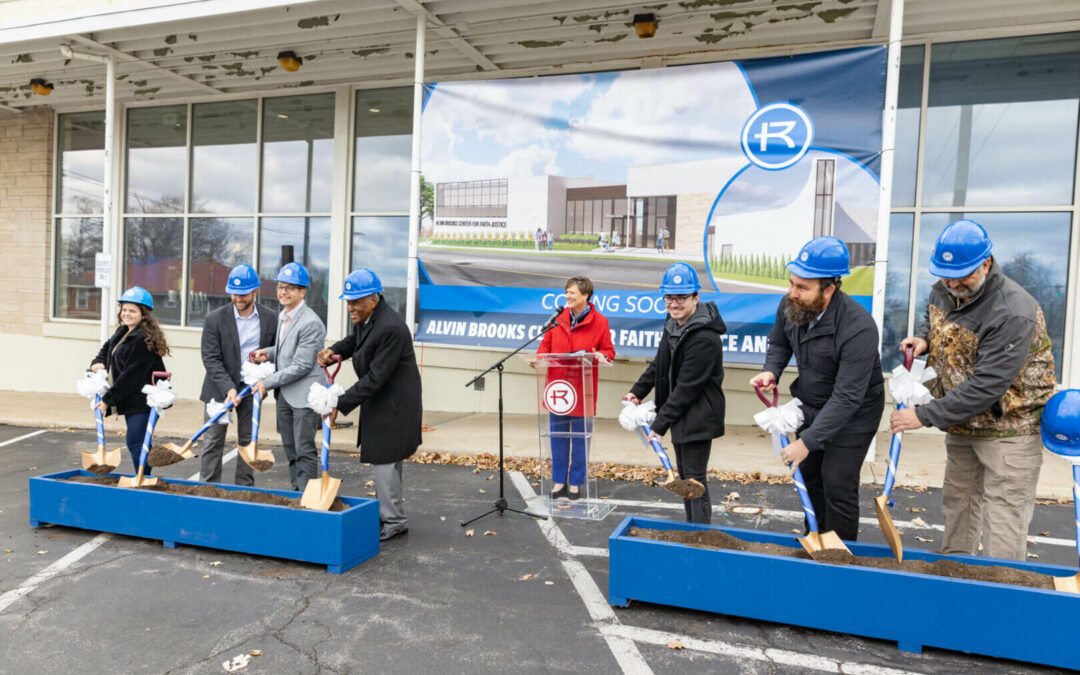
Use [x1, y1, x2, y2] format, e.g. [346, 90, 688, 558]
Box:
[741, 102, 814, 171]
[543, 380, 577, 416]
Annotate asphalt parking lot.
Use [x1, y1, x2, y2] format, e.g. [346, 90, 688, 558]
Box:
[1, 423, 1076, 674]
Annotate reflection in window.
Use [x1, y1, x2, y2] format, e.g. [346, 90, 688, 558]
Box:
[262, 94, 335, 213]
[880, 214, 914, 371]
[922, 33, 1080, 207]
[191, 100, 257, 213]
[126, 105, 187, 213]
[352, 216, 410, 317]
[57, 112, 105, 214]
[54, 218, 102, 319]
[187, 218, 255, 326]
[915, 213, 1071, 379]
[257, 217, 331, 323]
[124, 218, 184, 326]
[892, 46, 924, 207]
[354, 88, 412, 213]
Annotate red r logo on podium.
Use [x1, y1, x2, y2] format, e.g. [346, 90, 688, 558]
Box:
[543, 380, 577, 416]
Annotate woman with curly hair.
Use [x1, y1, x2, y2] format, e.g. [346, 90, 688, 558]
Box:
[89, 286, 170, 474]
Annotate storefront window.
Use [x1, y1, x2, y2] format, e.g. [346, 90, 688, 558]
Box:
[57, 111, 105, 215]
[352, 216, 410, 317]
[258, 217, 331, 322]
[123, 217, 183, 326]
[126, 105, 186, 213]
[54, 217, 102, 320]
[354, 88, 412, 213]
[191, 99, 257, 213]
[880, 214, 914, 371]
[262, 94, 334, 214]
[891, 46, 924, 207]
[187, 218, 255, 326]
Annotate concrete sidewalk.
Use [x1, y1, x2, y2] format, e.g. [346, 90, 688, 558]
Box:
[2, 390, 1074, 498]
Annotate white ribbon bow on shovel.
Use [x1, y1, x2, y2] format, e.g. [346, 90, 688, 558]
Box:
[888, 360, 936, 408]
[142, 379, 177, 415]
[241, 360, 276, 386]
[753, 397, 805, 457]
[76, 369, 110, 405]
[205, 398, 235, 425]
[618, 400, 656, 432]
[307, 381, 346, 417]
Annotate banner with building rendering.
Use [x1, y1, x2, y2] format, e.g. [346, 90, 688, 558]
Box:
[416, 46, 886, 361]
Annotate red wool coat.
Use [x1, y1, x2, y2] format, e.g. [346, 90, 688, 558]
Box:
[537, 303, 616, 417]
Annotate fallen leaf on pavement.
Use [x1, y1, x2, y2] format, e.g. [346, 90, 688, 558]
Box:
[722, 491, 740, 503]
[1027, 553, 1039, 559]
[250, 650, 263, 656]
[666, 640, 685, 650]
[366, 491, 377, 496]
[465, 529, 475, 537]
[37, 550, 48, 555]
[439, 516, 446, 521]
[364, 480, 374, 487]
[544, 581, 554, 586]
[483, 530, 496, 536]
[487, 474, 494, 481]
[1038, 531, 1050, 536]
[223, 654, 251, 673]
[519, 574, 533, 581]
[478, 489, 486, 494]
[203, 575, 210, 579]
[210, 561, 223, 567]
[790, 529, 801, 534]
[914, 536, 933, 542]
[3, 549, 11, 553]
[910, 517, 928, 528]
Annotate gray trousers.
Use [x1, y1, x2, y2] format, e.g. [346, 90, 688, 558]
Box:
[373, 461, 407, 535]
[942, 433, 1043, 561]
[277, 397, 320, 491]
[199, 397, 254, 486]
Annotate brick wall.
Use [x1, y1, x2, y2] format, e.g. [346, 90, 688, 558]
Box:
[0, 109, 53, 336]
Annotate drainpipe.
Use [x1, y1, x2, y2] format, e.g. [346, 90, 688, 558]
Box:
[405, 15, 426, 335]
[62, 45, 116, 346]
[868, 0, 905, 463]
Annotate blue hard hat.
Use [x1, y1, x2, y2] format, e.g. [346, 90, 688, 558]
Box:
[225, 264, 260, 295]
[786, 237, 850, 278]
[659, 263, 701, 295]
[118, 286, 153, 310]
[929, 219, 993, 278]
[340, 268, 383, 300]
[1041, 389, 1080, 458]
[275, 262, 310, 288]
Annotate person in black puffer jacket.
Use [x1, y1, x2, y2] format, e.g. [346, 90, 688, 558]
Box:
[90, 287, 169, 474]
[625, 263, 726, 523]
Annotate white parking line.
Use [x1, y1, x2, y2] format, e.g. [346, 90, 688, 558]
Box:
[600, 624, 923, 675]
[0, 449, 237, 615]
[0, 429, 49, 449]
[509, 471, 653, 674]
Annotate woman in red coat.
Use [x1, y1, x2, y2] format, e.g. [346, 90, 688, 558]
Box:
[536, 277, 616, 500]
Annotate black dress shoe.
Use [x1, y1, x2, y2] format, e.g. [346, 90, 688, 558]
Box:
[551, 485, 568, 500]
[567, 488, 582, 501]
[380, 527, 408, 541]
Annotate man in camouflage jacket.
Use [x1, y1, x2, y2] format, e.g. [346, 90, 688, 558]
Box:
[891, 221, 1055, 561]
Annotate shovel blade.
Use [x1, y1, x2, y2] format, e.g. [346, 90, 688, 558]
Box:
[661, 477, 706, 500]
[117, 474, 159, 489]
[874, 494, 904, 563]
[300, 473, 341, 511]
[237, 443, 275, 472]
[1053, 573, 1080, 594]
[798, 531, 855, 562]
[163, 441, 196, 460]
[82, 446, 121, 474]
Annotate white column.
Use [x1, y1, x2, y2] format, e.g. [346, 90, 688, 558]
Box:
[404, 13, 426, 335]
[100, 55, 116, 345]
[327, 84, 352, 341]
[868, 0, 905, 463]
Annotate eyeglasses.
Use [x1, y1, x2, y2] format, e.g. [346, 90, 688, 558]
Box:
[664, 294, 694, 304]
[276, 283, 302, 293]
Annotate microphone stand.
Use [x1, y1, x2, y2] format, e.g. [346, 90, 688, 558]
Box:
[460, 313, 561, 526]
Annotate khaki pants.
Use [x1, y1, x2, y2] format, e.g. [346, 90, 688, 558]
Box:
[942, 434, 1042, 561]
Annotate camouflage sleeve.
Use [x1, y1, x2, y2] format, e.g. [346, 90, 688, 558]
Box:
[914, 315, 1036, 430]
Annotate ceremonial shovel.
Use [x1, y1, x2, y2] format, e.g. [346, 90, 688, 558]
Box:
[301, 356, 343, 510]
[118, 371, 171, 489]
[754, 383, 853, 562]
[83, 393, 122, 475]
[875, 346, 915, 562]
[156, 386, 252, 467]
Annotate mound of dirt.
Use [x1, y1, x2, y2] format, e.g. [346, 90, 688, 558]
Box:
[64, 475, 347, 512]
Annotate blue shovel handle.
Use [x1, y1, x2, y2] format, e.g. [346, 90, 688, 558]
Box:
[250, 388, 262, 442]
[93, 394, 105, 447]
[188, 385, 252, 444]
[1072, 464, 1080, 563]
[779, 434, 820, 533]
[638, 423, 673, 472]
[883, 403, 906, 506]
[137, 407, 159, 472]
[321, 414, 332, 473]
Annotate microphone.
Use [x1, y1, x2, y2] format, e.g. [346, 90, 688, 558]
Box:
[542, 296, 565, 328]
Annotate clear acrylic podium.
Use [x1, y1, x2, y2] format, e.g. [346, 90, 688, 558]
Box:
[529, 352, 615, 521]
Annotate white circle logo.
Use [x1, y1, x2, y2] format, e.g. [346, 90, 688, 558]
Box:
[800, 252, 809, 261]
[1056, 433, 1069, 441]
[232, 279, 240, 285]
[543, 380, 577, 416]
[673, 275, 682, 283]
[741, 102, 814, 171]
[346, 283, 352, 289]
[942, 251, 954, 262]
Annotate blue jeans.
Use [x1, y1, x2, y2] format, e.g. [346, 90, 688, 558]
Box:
[124, 410, 152, 475]
[549, 415, 590, 487]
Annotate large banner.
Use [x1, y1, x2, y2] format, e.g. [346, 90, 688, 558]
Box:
[417, 46, 885, 362]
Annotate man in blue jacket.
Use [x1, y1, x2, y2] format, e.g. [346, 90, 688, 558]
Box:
[751, 237, 884, 542]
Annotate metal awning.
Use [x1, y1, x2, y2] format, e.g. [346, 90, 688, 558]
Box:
[1, 0, 1077, 112]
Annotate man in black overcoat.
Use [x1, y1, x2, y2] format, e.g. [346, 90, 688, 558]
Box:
[319, 268, 422, 541]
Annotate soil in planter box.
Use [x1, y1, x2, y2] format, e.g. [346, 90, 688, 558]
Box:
[84, 463, 114, 476]
[64, 475, 347, 512]
[628, 527, 1056, 590]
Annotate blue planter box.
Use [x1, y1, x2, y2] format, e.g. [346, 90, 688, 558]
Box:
[28, 470, 380, 574]
[609, 515, 1080, 670]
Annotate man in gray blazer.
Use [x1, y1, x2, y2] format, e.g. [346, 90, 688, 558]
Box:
[251, 262, 326, 490]
[199, 264, 277, 485]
